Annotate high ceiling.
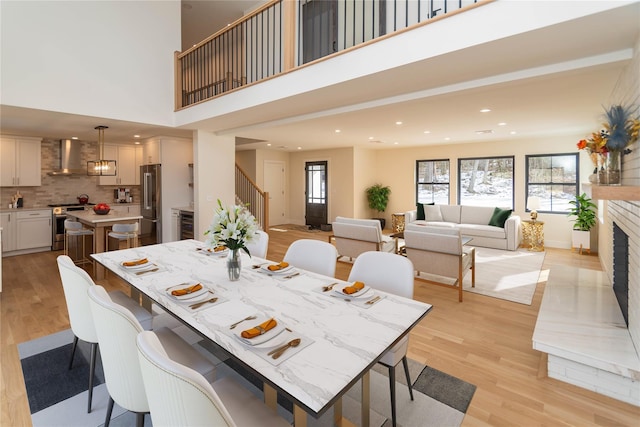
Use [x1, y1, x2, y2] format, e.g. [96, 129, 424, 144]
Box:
[1, 1, 638, 151]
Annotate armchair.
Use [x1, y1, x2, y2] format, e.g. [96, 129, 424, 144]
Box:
[330, 216, 396, 261]
[404, 226, 475, 302]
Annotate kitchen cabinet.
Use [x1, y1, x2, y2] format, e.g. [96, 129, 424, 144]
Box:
[142, 139, 160, 165]
[135, 146, 143, 185]
[98, 144, 137, 186]
[0, 137, 42, 187]
[171, 208, 180, 242]
[0, 213, 17, 252]
[16, 210, 52, 250]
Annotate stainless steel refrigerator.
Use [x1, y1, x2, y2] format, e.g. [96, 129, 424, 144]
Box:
[140, 164, 162, 245]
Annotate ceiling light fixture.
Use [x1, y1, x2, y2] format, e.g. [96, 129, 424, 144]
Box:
[498, 122, 507, 126]
[423, 131, 431, 134]
[480, 108, 491, 113]
[395, 121, 403, 125]
[475, 129, 494, 134]
[87, 125, 117, 176]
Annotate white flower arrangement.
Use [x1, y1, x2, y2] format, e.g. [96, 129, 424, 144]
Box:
[204, 200, 259, 255]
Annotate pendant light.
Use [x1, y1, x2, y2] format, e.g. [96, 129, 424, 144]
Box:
[87, 125, 117, 176]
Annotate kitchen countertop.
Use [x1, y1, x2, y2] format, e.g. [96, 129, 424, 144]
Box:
[0, 207, 52, 213]
[173, 206, 194, 212]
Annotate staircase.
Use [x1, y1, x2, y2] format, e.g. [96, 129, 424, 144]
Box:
[236, 164, 269, 230]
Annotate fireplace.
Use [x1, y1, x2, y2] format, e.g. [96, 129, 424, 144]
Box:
[612, 222, 629, 327]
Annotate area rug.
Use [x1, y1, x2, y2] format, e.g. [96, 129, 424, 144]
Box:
[19, 329, 476, 427]
[416, 247, 545, 305]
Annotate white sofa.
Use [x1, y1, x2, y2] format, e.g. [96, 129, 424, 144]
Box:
[330, 217, 396, 260]
[404, 204, 521, 251]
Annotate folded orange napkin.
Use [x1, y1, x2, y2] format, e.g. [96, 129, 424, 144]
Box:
[268, 261, 289, 271]
[342, 281, 365, 295]
[241, 318, 278, 339]
[171, 283, 202, 296]
[122, 258, 148, 267]
[213, 245, 227, 252]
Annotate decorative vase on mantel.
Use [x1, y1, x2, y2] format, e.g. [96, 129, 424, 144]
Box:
[227, 248, 242, 281]
[598, 151, 622, 186]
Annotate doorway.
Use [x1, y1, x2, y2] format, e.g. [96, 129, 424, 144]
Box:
[305, 161, 327, 229]
[264, 161, 286, 227]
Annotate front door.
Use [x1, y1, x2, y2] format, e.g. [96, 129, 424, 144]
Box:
[305, 161, 327, 229]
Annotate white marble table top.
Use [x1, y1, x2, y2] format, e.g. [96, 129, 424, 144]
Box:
[92, 239, 432, 418]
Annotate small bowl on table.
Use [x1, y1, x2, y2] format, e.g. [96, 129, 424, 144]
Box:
[93, 206, 111, 215]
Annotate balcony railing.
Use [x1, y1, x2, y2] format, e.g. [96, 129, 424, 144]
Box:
[176, 0, 484, 110]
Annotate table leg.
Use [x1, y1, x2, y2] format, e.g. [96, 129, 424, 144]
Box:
[361, 370, 370, 427]
[264, 384, 277, 411]
[293, 405, 307, 427]
[333, 398, 343, 426]
[91, 225, 106, 280]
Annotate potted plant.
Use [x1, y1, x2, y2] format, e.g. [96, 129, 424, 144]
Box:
[365, 184, 391, 229]
[567, 193, 597, 253]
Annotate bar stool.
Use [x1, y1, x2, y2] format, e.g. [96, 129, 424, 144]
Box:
[64, 219, 94, 266]
[107, 222, 139, 251]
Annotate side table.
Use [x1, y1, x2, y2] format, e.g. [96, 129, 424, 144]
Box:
[391, 213, 405, 233]
[522, 220, 544, 252]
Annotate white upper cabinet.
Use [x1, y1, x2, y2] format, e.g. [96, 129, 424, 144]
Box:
[142, 139, 160, 165]
[0, 137, 41, 187]
[99, 144, 137, 186]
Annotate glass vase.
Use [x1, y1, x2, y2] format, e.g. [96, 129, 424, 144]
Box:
[598, 151, 622, 186]
[227, 248, 242, 281]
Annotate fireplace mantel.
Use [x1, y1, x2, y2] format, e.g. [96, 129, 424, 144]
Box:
[583, 184, 640, 201]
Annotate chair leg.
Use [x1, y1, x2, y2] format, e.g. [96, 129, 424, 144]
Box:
[401, 356, 414, 401]
[388, 365, 397, 427]
[136, 412, 145, 427]
[87, 343, 97, 413]
[68, 335, 79, 370]
[104, 396, 114, 427]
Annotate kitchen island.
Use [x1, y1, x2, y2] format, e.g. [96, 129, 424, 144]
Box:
[66, 209, 142, 279]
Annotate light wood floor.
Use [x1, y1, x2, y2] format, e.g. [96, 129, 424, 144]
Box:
[2, 227, 639, 426]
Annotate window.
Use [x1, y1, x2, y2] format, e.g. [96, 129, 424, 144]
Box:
[416, 160, 450, 204]
[526, 153, 578, 213]
[458, 156, 514, 208]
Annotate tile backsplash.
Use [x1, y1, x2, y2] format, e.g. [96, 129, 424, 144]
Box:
[0, 139, 140, 208]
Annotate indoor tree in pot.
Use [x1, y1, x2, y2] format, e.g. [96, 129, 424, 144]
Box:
[365, 184, 391, 229]
[567, 193, 597, 254]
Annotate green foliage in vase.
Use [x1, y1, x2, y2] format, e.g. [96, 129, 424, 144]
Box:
[568, 193, 597, 231]
[365, 184, 391, 216]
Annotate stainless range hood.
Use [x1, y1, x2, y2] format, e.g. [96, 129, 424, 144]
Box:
[48, 139, 85, 176]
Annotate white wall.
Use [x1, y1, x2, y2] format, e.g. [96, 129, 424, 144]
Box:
[0, 1, 180, 126]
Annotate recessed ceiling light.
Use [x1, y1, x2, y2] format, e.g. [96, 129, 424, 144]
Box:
[475, 130, 494, 134]
[510, 131, 517, 135]
[134, 141, 141, 145]
[368, 136, 374, 140]
[444, 137, 451, 141]
[71, 136, 78, 140]
[335, 129, 341, 133]
[297, 147, 302, 150]
[393, 142, 399, 145]
[395, 121, 403, 125]
[497, 122, 507, 126]
[423, 131, 431, 134]
[267, 143, 272, 147]
[480, 108, 491, 113]
[134, 134, 141, 138]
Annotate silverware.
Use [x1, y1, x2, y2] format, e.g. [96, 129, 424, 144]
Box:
[268, 338, 302, 359]
[284, 272, 300, 279]
[322, 282, 338, 292]
[330, 294, 351, 302]
[252, 262, 269, 269]
[136, 268, 159, 275]
[229, 315, 257, 329]
[189, 297, 218, 309]
[365, 295, 381, 305]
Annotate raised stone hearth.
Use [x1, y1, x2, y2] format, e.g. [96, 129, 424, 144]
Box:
[533, 266, 640, 406]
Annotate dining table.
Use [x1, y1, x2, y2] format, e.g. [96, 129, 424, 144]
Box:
[92, 239, 432, 427]
[66, 209, 142, 280]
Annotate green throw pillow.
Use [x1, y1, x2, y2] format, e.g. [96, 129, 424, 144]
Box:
[416, 203, 434, 221]
[488, 207, 512, 228]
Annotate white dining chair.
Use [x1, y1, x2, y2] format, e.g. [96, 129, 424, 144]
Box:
[107, 222, 139, 250]
[136, 330, 291, 427]
[87, 285, 216, 427]
[245, 229, 269, 259]
[56, 255, 153, 413]
[283, 238, 338, 277]
[348, 251, 415, 427]
[64, 219, 94, 266]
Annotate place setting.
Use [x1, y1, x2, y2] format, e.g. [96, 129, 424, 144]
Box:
[196, 245, 229, 258]
[316, 281, 385, 308]
[252, 261, 301, 280]
[118, 257, 165, 276]
[229, 314, 313, 366]
[163, 281, 226, 312]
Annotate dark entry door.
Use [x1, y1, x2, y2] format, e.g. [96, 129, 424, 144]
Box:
[305, 161, 327, 228]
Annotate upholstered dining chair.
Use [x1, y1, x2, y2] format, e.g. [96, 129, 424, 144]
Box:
[56, 255, 153, 413]
[87, 285, 216, 427]
[348, 251, 415, 427]
[283, 238, 338, 277]
[245, 229, 269, 259]
[136, 330, 291, 427]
